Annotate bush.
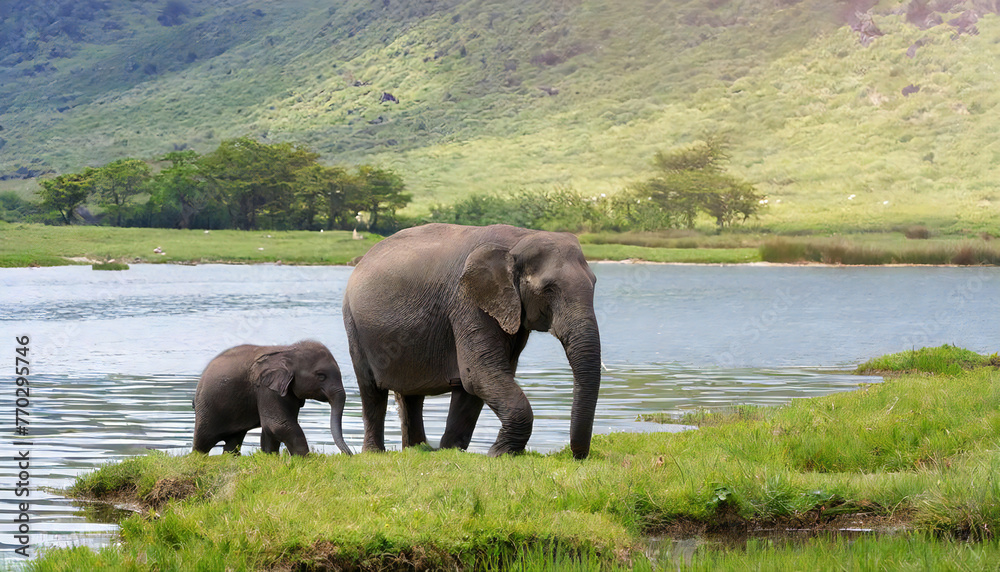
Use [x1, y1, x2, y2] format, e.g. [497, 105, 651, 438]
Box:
[905, 225, 931, 239]
[428, 188, 678, 232]
[759, 238, 809, 263]
[760, 238, 1000, 266]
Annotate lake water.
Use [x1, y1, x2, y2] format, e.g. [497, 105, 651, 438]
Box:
[0, 263, 997, 560]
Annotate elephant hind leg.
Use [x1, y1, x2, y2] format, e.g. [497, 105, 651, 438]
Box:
[223, 430, 248, 455]
[346, 308, 388, 453]
[355, 363, 388, 453]
[396, 393, 428, 448]
[192, 430, 217, 454]
[192, 428, 246, 455]
[440, 388, 484, 450]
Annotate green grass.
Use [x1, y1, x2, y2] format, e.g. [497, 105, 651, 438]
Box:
[857, 345, 1000, 376]
[32, 348, 1000, 570]
[639, 404, 768, 428]
[4, 224, 997, 268]
[582, 244, 761, 264]
[0, 223, 381, 266]
[0, 253, 80, 268]
[92, 262, 130, 271]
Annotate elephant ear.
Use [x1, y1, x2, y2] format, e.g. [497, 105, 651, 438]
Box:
[255, 352, 294, 397]
[459, 243, 521, 335]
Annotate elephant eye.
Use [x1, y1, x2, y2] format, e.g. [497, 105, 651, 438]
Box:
[316, 372, 327, 381]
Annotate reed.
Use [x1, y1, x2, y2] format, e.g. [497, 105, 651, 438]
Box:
[760, 238, 1000, 265]
[91, 262, 129, 271]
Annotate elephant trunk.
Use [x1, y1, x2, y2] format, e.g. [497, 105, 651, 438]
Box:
[555, 311, 602, 460]
[327, 389, 353, 455]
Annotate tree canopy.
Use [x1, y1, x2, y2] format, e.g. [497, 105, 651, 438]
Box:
[31, 138, 411, 232]
[38, 170, 96, 225]
[635, 137, 765, 230]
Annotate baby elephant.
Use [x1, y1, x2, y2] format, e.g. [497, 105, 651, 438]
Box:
[192, 340, 353, 456]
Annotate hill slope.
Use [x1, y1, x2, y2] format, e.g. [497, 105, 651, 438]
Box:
[2, 0, 998, 232]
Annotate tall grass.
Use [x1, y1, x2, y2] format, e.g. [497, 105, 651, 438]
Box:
[760, 238, 1000, 265]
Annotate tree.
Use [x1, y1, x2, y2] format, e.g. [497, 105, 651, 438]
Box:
[38, 170, 95, 224]
[92, 158, 151, 226]
[296, 164, 359, 230]
[355, 165, 411, 231]
[150, 150, 209, 229]
[638, 136, 764, 230]
[199, 138, 318, 230]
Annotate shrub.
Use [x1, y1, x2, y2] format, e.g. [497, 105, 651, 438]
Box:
[428, 188, 677, 233]
[905, 225, 931, 239]
[92, 262, 129, 271]
[759, 238, 809, 263]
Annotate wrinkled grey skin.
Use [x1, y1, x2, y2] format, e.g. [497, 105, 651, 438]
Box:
[343, 224, 601, 459]
[192, 340, 352, 456]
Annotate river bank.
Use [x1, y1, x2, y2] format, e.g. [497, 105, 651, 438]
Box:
[27, 347, 1000, 570]
[3, 223, 998, 268]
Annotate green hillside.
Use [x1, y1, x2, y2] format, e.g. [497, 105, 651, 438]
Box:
[2, 0, 998, 232]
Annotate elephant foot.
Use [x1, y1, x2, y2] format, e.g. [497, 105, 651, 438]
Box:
[486, 442, 527, 457]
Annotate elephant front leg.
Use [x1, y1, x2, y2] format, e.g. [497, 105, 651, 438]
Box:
[262, 419, 310, 456]
[395, 393, 428, 448]
[466, 374, 534, 457]
[457, 340, 534, 456]
[484, 386, 534, 457]
[440, 387, 484, 450]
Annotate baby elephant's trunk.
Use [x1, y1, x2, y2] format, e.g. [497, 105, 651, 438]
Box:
[327, 389, 352, 455]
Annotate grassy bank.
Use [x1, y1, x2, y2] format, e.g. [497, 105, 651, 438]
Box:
[0, 222, 761, 267]
[0, 223, 381, 267]
[6, 223, 999, 269]
[31, 347, 1000, 570]
[759, 236, 1000, 266]
[582, 230, 1000, 266]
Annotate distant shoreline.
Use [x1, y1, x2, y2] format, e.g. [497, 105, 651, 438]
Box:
[2, 224, 998, 269]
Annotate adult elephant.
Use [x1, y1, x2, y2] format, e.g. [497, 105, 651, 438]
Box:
[192, 340, 353, 456]
[343, 223, 601, 459]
